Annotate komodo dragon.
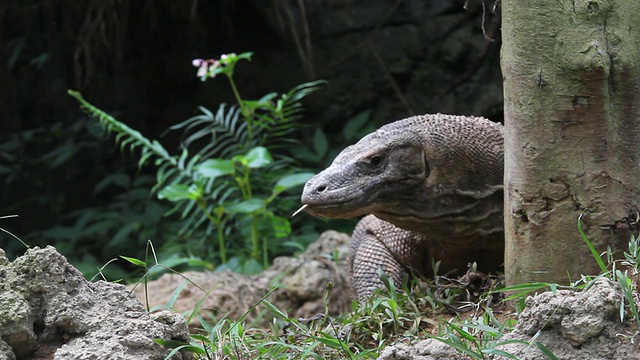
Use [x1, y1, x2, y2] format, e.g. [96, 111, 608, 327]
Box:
[299, 114, 504, 302]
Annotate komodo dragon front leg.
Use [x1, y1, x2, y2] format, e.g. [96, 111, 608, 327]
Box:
[300, 114, 505, 301]
[350, 215, 430, 302]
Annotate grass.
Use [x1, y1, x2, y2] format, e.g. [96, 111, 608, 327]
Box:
[147, 222, 640, 360]
[149, 266, 515, 359]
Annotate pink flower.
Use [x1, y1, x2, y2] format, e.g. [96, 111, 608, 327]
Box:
[196, 64, 208, 78]
[192, 58, 223, 79]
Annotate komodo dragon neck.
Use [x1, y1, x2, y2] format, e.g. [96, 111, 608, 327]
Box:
[301, 114, 504, 241]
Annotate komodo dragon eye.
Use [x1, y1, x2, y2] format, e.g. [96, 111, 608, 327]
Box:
[369, 155, 383, 167]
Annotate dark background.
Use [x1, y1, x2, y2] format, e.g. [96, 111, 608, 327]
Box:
[0, 0, 503, 278]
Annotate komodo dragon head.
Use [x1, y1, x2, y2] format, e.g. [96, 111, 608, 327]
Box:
[300, 114, 504, 234]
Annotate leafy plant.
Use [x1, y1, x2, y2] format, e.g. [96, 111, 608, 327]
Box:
[577, 214, 640, 325]
[68, 52, 324, 274]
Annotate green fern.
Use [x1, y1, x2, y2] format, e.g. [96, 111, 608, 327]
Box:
[170, 79, 325, 160]
[68, 66, 321, 273]
[68, 91, 193, 200]
[69, 90, 179, 170]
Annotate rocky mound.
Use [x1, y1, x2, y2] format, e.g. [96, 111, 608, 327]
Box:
[0, 246, 192, 360]
[378, 278, 640, 360]
[130, 230, 353, 326]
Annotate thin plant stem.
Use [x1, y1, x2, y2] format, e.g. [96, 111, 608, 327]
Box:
[227, 75, 254, 145]
[243, 169, 253, 198]
[227, 75, 243, 108]
[217, 217, 227, 264]
[262, 231, 268, 269]
[250, 216, 259, 262]
[197, 200, 227, 263]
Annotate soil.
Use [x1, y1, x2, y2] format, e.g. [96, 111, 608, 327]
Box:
[130, 230, 354, 328]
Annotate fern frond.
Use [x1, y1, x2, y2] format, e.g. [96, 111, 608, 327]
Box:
[283, 80, 327, 103]
[68, 90, 197, 197]
[171, 104, 249, 160]
[68, 90, 178, 169]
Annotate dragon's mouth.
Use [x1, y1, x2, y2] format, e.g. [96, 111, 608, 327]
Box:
[299, 169, 390, 218]
[298, 203, 361, 218]
[295, 193, 370, 219]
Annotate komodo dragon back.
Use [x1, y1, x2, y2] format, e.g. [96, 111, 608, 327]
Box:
[300, 114, 504, 301]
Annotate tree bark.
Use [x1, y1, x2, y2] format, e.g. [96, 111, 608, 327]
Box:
[502, 0, 640, 286]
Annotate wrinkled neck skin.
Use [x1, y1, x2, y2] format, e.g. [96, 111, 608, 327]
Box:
[373, 185, 504, 241]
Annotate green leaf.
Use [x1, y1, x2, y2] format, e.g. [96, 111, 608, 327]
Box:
[235, 51, 253, 61]
[481, 348, 520, 359]
[120, 256, 146, 267]
[616, 270, 639, 323]
[152, 340, 207, 355]
[534, 341, 559, 360]
[578, 214, 608, 273]
[241, 258, 264, 274]
[313, 128, 329, 158]
[262, 300, 290, 320]
[227, 198, 265, 214]
[196, 159, 235, 179]
[245, 147, 272, 168]
[432, 337, 483, 359]
[254, 92, 278, 108]
[272, 172, 314, 195]
[494, 282, 555, 301]
[157, 184, 201, 202]
[308, 334, 343, 348]
[271, 216, 291, 238]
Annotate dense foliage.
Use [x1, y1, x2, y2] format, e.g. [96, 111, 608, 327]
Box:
[66, 52, 337, 277]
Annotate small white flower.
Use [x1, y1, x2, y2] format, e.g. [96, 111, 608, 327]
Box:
[197, 65, 208, 78]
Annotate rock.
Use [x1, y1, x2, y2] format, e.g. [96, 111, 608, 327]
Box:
[378, 278, 640, 360]
[378, 338, 465, 360]
[252, 0, 431, 40]
[497, 278, 640, 360]
[246, 0, 503, 128]
[131, 230, 352, 326]
[0, 246, 192, 360]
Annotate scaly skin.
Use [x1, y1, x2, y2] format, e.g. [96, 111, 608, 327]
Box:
[301, 114, 504, 301]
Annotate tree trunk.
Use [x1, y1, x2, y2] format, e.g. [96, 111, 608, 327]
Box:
[502, 0, 640, 286]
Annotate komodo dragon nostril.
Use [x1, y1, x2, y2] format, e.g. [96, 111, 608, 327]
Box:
[316, 185, 327, 192]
